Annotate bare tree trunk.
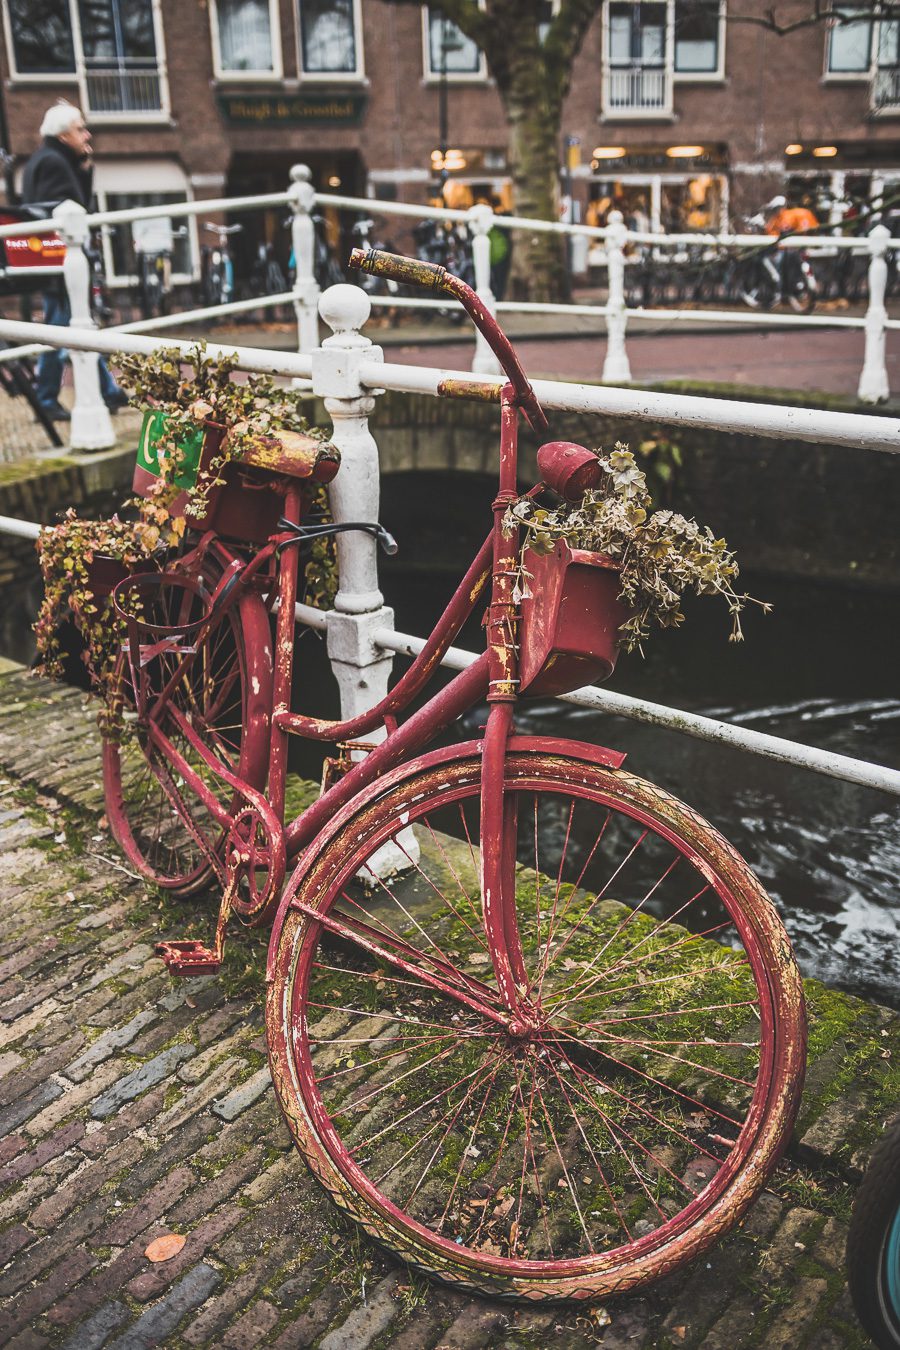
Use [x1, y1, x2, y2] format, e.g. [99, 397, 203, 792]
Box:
[502, 56, 568, 303]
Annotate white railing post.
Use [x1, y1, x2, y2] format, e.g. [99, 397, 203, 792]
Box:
[313, 284, 395, 714]
[858, 224, 890, 404]
[602, 209, 632, 384]
[313, 283, 416, 872]
[289, 163, 320, 355]
[467, 202, 502, 376]
[54, 199, 115, 451]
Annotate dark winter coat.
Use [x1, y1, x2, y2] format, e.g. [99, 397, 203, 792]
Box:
[21, 136, 93, 212]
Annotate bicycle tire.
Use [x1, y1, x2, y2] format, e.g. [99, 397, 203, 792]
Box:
[267, 747, 805, 1301]
[103, 558, 272, 895]
[848, 1112, 900, 1349]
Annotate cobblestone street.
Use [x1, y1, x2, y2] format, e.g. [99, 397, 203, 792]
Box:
[0, 663, 895, 1347]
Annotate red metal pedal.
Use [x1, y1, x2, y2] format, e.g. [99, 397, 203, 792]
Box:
[155, 940, 222, 976]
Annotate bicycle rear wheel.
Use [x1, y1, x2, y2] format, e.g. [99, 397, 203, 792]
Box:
[268, 749, 805, 1301]
[103, 559, 272, 894]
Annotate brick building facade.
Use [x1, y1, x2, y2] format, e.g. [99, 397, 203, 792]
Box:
[0, 1, 898, 287]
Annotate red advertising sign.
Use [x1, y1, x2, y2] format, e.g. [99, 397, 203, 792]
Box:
[0, 213, 65, 269]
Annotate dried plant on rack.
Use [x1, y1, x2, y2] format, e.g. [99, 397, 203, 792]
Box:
[34, 344, 337, 721]
[505, 444, 769, 653]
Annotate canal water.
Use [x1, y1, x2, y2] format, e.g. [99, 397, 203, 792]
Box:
[382, 564, 900, 1010]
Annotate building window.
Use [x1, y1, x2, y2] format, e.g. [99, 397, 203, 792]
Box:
[5, 0, 76, 75]
[826, 6, 873, 72]
[673, 0, 720, 74]
[76, 0, 167, 116]
[424, 7, 483, 78]
[298, 0, 361, 77]
[605, 2, 671, 114]
[212, 0, 279, 77]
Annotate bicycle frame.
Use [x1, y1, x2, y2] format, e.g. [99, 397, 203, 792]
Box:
[133, 247, 620, 1021]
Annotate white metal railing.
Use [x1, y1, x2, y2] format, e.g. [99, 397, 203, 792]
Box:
[0, 285, 897, 799]
[603, 63, 672, 114]
[0, 162, 897, 454]
[84, 66, 164, 116]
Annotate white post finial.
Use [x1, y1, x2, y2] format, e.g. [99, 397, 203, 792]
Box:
[289, 162, 320, 356]
[467, 202, 502, 376]
[858, 224, 890, 404]
[602, 209, 632, 385]
[54, 199, 115, 451]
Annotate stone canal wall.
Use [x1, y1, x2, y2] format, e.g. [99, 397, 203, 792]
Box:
[0, 662, 895, 1348]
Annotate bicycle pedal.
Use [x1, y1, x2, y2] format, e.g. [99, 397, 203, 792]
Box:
[155, 939, 222, 976]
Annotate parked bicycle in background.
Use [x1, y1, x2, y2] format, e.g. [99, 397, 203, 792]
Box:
[201, 221, 242, 307]
[133, 217, 186, 320]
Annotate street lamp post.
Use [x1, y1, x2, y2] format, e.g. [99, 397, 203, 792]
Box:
[435, 13, 462, 194]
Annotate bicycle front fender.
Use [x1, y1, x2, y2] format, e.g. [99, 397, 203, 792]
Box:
[265, 733, 626, 981]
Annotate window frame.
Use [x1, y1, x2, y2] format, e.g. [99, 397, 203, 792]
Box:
[823, 5, 876, 81]
[296, 0, 365, 83]
[672, 0, 726, 84]
[601, 0, 675, 120]
[1, 0, 77, 83]
[421, 3, 487, 83]
[72, 0, 170, 123]
[209, 0, 283, 82]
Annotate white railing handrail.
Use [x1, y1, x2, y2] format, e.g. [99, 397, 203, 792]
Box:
[0, 313, 896, 453]
[0, 190, 293, 241]
[0, 505, 897, 797]
[0, 179, 895, 256]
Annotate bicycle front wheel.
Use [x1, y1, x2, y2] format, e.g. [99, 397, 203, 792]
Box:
[268, 749, 805, 1301]
[103, 559, 272, 894]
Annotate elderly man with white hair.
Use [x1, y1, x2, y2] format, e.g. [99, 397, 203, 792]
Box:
[21, 102, 126, 423]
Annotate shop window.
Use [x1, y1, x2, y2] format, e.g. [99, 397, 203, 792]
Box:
[674, 0, 720, 74]
[212, 0, 279, 77]
[298, 0, 361, 77]
[826, 7, 873, 72]
[4, 0, 76, 75]
[423, 6, 485, 79]
[102, 191, 193, 282]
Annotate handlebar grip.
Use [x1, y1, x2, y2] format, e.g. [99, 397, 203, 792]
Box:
[349, 247, 449, 291]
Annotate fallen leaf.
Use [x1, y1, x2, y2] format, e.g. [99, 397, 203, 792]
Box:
[673, 1328, 687, 1342]
[144, 1234, 185, 1263]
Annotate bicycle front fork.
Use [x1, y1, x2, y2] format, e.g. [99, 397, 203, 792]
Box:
[478, 388, 533, 1025]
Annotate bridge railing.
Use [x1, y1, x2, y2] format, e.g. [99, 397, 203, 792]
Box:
[0, 163, 896, 452]
[0, 283, 897, 800]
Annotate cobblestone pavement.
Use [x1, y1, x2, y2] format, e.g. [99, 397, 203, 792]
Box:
[0, 664, 895, 1348]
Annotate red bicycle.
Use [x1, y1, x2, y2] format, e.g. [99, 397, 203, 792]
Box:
[101, 250, 806, 1302]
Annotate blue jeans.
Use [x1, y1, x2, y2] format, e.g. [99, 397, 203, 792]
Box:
[36, 291, 122, 408]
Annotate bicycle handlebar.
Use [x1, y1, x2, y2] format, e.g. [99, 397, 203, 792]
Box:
[348, 247, 549, 432]
[350, 247, 449, 292]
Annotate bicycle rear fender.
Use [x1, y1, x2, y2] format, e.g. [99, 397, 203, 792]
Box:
[265, 734, 626, 980]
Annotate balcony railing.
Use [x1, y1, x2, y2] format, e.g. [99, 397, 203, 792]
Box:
[872, 64, 900, 112]
[83, 64, 164, 117]
[603, 63, 672, 115]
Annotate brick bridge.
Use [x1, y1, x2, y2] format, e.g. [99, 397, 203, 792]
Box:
[0, 661, 895, 1348]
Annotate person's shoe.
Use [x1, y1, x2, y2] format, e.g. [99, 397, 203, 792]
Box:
[40, 401, 71, 422]
[104, 389, 129, 413]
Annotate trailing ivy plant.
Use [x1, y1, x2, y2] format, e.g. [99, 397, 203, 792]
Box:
[34, 510, 153, 733]
[505, 444, 769, 653]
